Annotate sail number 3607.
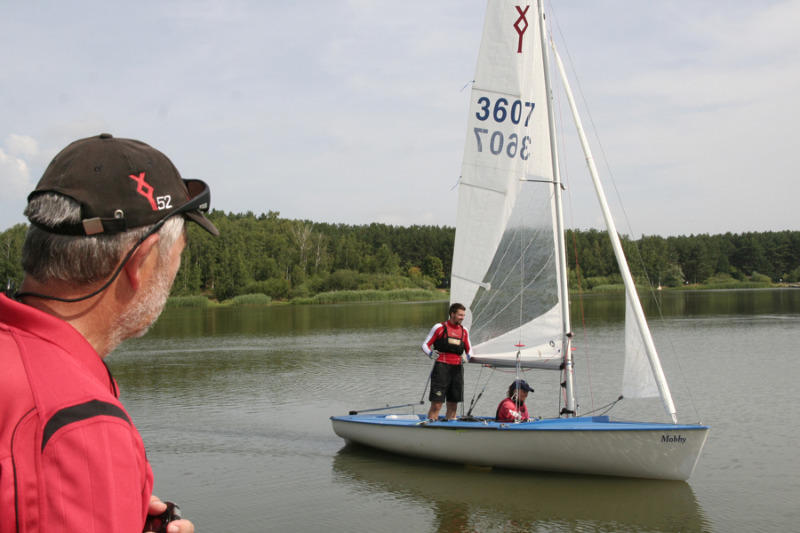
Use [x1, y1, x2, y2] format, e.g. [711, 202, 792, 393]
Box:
[474, 97, 535, 160]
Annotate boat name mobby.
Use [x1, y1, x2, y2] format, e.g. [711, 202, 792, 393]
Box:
[661, 434, 686, 444]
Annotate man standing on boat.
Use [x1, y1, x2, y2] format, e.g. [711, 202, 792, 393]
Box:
[421, 303, 473, 421]
[0, 134, 217, 533]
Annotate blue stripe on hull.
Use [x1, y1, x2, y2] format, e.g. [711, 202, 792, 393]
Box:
[331, 414, 708, 432]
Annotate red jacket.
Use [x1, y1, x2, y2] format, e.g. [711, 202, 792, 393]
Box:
[495, 397, 529, 422]
[0, 294, 153, 533]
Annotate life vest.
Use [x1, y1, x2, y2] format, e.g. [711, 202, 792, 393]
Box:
[432, 321, 465, 355]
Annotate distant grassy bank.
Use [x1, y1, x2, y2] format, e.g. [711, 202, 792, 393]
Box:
[586, 281, 774, 293]
[166, 288, 447, 308]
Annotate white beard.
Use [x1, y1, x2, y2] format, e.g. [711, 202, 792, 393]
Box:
[107, 259, 175, 352]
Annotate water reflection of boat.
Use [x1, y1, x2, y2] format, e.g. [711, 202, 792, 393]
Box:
[332, 444, 707, 533]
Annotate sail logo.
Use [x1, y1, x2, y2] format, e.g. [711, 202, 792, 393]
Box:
[514, 5, 530, 53]
[661, 434, 686, 444]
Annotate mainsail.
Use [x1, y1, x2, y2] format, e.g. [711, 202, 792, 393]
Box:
[451, 2, 563, 369]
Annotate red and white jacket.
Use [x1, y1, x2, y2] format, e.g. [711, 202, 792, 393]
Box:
[422, 320, 473, 365]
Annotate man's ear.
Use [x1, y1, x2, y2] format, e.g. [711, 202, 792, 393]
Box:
[123, 233, 161, 291]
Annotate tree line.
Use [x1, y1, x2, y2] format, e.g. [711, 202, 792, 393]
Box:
[2, 211, 799, 301]
[566, 229, 800, 290]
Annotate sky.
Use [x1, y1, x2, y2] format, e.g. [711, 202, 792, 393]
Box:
[1, 0, 799, 238]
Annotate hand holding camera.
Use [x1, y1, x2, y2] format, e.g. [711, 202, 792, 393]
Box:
[144, 501, 181, 533]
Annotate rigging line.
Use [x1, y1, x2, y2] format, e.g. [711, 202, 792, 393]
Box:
[518, 225, 524, 350]
[468, 226, 538, 330]
[550, 7, 701, 423]
[545, 16, 595, 414]
[473, 233, 552, 323]
[466, 364, 494, 416]
[551, 54, 572, 417]
[471, 252, 555, 341]
[474, 206, 557, 310]
[466, 364, 482, 414]
[468, 242, 527, 341]
[492, 366, 533, 375]
[420, 358, 438, 405]
[578, 395, 624, 418]
[348, 403, 420, 415]
[460, 362, 466, 418]
[514, 352, 523, 416]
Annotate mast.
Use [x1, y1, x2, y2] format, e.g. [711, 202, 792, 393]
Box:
[550, 40, 679, 423]
[537, 0, 576, 416]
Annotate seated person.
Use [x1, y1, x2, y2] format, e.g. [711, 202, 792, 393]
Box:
[495, 379, 534, 422]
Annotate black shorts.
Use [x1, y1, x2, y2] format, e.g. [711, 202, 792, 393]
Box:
[429, 361, 463, 403]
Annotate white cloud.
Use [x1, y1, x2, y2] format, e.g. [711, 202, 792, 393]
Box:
[0, 134, 41, 200]
[6, 134, 38, 159]
[0, 148, 32, 200]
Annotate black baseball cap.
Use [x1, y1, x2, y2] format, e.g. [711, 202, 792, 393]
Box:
[27, 133, 219, 237]
[512, 379, 534, 393]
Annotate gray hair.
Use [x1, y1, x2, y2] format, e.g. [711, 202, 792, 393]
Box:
[22, 193, 184, 285]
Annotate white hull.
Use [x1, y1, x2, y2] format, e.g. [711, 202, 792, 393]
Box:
[331, 414, 709, 481]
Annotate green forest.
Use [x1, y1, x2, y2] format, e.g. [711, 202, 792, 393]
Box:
[2, 210, 799, 304]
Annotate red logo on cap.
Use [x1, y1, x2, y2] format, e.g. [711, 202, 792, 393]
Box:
[128, 172, 158, 210]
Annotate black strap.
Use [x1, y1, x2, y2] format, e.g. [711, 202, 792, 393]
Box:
[30, 217, 128, 236]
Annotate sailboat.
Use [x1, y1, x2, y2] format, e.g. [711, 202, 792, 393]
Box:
[331, 0, 709, 481]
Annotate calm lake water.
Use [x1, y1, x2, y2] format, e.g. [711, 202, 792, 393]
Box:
[111, 289, 800, 532]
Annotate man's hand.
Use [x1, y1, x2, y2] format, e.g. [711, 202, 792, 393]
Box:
[461, 353, 470, 364]
[147, 495, 194, 533]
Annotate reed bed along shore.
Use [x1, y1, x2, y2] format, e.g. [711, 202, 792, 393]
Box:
[166, 288, 446, 308]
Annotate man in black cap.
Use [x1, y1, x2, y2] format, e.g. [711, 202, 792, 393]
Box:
[0, 134, 217, 533]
